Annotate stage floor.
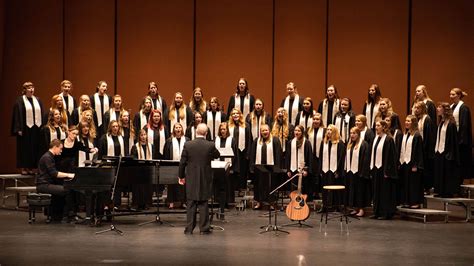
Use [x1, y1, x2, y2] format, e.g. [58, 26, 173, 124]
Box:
[0, 203, 473, 265]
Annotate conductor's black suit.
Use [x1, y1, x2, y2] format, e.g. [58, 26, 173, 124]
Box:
[179, 137, 220, 234]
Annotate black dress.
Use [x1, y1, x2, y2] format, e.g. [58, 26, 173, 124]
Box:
[418, 115, 436, 191]
[452, 103, 472, 180]
[249, 137, 282, 203]
[433, 121, 461, 197]
[399, 132, 424, 206]
[370, 134, 398, 218]
[11, 96, 45, 168]
[345, 140, 371, 209]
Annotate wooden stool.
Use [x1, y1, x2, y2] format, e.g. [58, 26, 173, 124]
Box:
[27, 193, 52, 224]
[320, 185, 355, 235]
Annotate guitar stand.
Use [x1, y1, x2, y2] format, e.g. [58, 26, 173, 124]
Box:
[259, 202, 289, 235]
[282, 219, 313, 228]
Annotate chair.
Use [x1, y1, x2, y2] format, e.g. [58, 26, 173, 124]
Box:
[319, 185, 357, 235]
[27, 193, 52, 224]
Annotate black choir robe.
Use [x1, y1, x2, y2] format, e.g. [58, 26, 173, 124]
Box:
[249, 137, 283, 203]
[425, 100, 437, 124]
[133, 111, 150, 136]
[167, 106, 193, 135]
[280, 96, 303, 126]
[362, 101, 379, 129]
[371, 135, 398, 218]
[205, 111, 227, 141]
[98, 134, 128, 159]
[453, 104, 472, 179]
[362, 128, 375, 147]
[399, 133, 424, 206]
[227, 93, 255, 117]
[103, 109, 122, 131]
[39, 126, 66, 157]
[164, 137, 190, 203]
[272, 123, 295, 168]
[308, 127, 327, 187]
[144, 126, 169, 159]
[433, 122, 461, 197]
[317, 99, 337, 127]
[333, 111, 356, 143]
[149, 96, 168, 115]
[318, 141, 346, 206]
[214, 136, 239, 205]
[230, 123, 253, 191]
[11, 96, 45, 168]
[245, 112, 273, 141]
[90, 94, 112, 138]
[419, 115, 436, 190]
[294, 110, 316, 131]
[345, 140, 371, 208]
[285, 139, 314, 200]
[130, 143, 156, 208]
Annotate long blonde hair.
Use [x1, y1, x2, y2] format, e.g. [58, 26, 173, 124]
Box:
[228, 108, 245, 128]
[413, 85, 432, 102]
[46, 108, 68, 133]
[347, 127, 360, 150]
[169, 92, 187, 121]
[307, 113, 323, 135]
[50, 94, 68, 125]
[80, 109, 97, 139]
[324, 124, 340, 144]
[250, 98, 269, 125]
[189, 87, 207, 114]
[271, 107, 289, 142]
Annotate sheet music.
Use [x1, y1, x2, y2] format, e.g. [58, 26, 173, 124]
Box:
[218, 147, 234, 157]
[211, 160, 231, 170]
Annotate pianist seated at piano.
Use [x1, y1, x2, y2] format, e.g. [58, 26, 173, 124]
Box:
[36, 139, 76, 223]
[130, 129, 156, 210]
[98, 120, 129, 208]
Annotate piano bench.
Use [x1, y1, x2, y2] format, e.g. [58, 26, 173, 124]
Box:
[27, 193, 52, 224]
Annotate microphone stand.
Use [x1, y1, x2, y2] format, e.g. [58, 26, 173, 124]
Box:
[96, 155, 124, 235]
[259, 171, 299, 235]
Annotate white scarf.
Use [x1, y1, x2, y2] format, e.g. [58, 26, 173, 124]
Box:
[308, 127, 324, 158]
[298, 110, 315, 130]
[109, 109, 119, 122]
[215, 137, 232, 163]
[78, 137, 95, 167]
[229, 125, 246, 151]
[234, 94, 251, 118]
[366, 101, 379, 128]
[60, 93, 74, 115]
[94, 93, 109, 127]
[170, 108, 188, 134]
[435, 121, 448, 154]
[77, 107, 84, 123]
[256, 138, 274, 165]
[451, 101, 463, 131]
[191, 127, 196, 140]
[322, 142, 338, 173]
[49, 127, 66, 143]
[250, 113, 265, 139]
[284, 95, 300, 125]
[136, 142, 153, 160]
[23, 95, 42, 128]
[360, 128, 367, 142]
[400, 133, 414, 164]
[172, 137, 186, 160]
[334, 113, 350, 143]
[290, 138, 306, 172]
[345, 139, 361, 174]
[418, 115, 427, 140]
[139, 110, 148, 131]
[106, 134, 125, 157]
[322, 98, 340, 127]
[152, 96, 163, 112]
[370, 134, 387, 169]
[206, 111, 221, 140]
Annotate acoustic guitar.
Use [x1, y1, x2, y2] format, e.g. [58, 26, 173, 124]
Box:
[285, 170, 310, 221]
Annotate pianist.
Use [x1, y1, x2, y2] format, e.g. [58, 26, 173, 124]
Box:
[36, 139, 76, 222]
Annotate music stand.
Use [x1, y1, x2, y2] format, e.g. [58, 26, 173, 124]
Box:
[211, 160, 232, 231]
[257, 164, 289, 235]
[96, 156, 125, 236]
[139, 159, 178, 227]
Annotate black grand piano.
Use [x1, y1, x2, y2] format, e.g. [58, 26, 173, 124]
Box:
[64, 157, 179, 219]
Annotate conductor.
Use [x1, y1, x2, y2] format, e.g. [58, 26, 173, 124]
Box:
[179, 123, 220, 235]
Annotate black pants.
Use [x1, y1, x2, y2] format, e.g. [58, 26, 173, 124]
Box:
[37, 184, 73, 220]
[185, 200, 210, 233]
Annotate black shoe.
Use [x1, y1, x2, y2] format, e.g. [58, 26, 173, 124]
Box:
[200, 230, 212, 235]
[369, 215, 379, 219]
[184, 230, 193, 235]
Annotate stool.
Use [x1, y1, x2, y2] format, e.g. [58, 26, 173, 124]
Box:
[27, 193, 52, 224]
[320, 185, 356, 235]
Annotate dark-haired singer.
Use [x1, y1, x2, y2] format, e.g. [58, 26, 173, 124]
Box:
[36, 139, 75, 221]
[179, 123, 220, 235]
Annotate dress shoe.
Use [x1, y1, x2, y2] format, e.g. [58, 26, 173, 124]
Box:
[200, 230, 212, 235]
